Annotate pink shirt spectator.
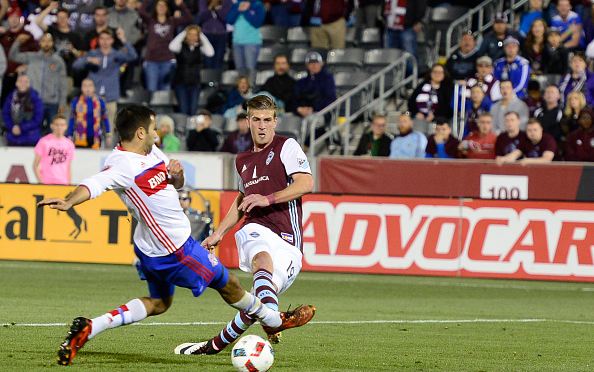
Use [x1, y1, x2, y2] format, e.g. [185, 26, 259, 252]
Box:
[34, 134, 75, 185]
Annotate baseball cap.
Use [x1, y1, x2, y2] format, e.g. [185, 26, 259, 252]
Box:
[503, 36, 519, 46]
[476, 55, 492, 66]
[305, 51, 323, 64]
[494, 12, 508, 23]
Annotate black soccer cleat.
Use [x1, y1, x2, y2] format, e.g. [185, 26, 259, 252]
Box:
[174, 340, 221, 355]
[57, 317, 92, 366]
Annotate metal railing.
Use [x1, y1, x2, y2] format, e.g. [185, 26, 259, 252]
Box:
[303, 53, 418, 160]
[444, 0, 529, 58]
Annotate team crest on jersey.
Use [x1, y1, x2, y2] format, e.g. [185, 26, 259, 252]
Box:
[250, 232, 260, 238]
[281, 232, 294, 243]
[266, 151, 274, 165]
[135, 161, 169, 197]
[297, 158, 309, 169]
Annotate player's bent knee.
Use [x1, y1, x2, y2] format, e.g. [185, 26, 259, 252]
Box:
[142, 296, 173, 315]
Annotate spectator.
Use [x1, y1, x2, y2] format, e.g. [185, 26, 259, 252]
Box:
[0, 11, 38, 103]
[459, 112, 497, 160]
[494, 37, 531, 99]
[36, 7, 84, 83]
[481, 13, 519, 61]
[73, 29, 138, 127]
[25, 0, 58, 41]
[524, 79, 543, 117]
[446, 32, 480, 81]
[467, 56, 501, 102]
[425, 118, 459, 159]
[67, 78, 111, 149]
[543, 27, 569, 75]
[108, 0, 142, 47]
[522, 18, 547, 75]
[559, 53, 589, 104]
[81, 6, 122, 51]
[197, 0, 232, 69]
[293, 51, 336, 118]
[389, 112, 427, 159]
[227, 0, 265, 83]
[550, 0, 584, 50]
[408, 63, 453, 123]
[561, 91, 586, 136]
[186, 110, 220, 151]
[224, 75, 251, 118]
[139, 0, 193, 93]
[33, 114, 75, 185]
[490, 80, 530, 133]
[495, 111, 529, 158]
[2, 74, 44, 146]
[565, 106, 594, 161]
[0, 43, 6, 99]
[61, 0, 99, 32]
[264, 0, 303, 27]
[535, 84, 564, 142]
[10, 33, 68, 135]
[355, 0, 382, 30]
[303, 0, 352, 50]
[260, 54, 296, 113]
[353, 114, 392, 157]
[169, 25, 215, 116]
[156, 114, 181, 152]
[497, 118, 556, 163]
[584, 1, 594, 44]
[465, 85, 491, 135]
[383, 0, 426, 57]
[220, 112, 252, 153]
[519, 0, 545, 38]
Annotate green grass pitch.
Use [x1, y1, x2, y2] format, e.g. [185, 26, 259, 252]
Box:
[1, 260, 594, 371]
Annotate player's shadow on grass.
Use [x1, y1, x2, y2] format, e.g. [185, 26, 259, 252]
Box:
[83, 351, 229, 367]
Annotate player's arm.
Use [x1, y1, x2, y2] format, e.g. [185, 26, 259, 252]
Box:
[202, 192, 245, 249]
[237, 172, 313, 213]
[496, 149, 522, 164]
[167, 159, 184, 189]
[37, 185, 91, 211]
[32, 154, 42, 184]
[519, 150, 554, 164]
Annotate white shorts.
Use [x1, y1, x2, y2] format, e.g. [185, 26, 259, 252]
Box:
[234, 223, 303, 294]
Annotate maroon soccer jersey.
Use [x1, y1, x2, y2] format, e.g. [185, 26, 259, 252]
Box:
[519, 133, 557, 158]
[235, 136, 311, 250]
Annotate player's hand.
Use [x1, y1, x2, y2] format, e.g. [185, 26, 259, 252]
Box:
[167, 159, 183, 179]
[238, 194, 270, 213]
[15, 33, 30, 44]
[202, 232, 222, 251]
[11, 125, 21, 136]
[37, 198, 72, 211]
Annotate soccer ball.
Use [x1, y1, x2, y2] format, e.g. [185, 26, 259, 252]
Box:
[231, 335, 274, 372]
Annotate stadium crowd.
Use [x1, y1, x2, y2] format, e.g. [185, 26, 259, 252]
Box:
[0, 0, 592, 169]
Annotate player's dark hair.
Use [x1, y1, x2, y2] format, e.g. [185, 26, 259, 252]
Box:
[116, 105, 155, 142]
[527, 118, 542, 127]
[52, 114, 67, 123]
[504, 111, 520, 120]
[246, 95, 277, 118]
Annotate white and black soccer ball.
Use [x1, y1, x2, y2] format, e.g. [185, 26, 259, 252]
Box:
[231, 335, 274, 372]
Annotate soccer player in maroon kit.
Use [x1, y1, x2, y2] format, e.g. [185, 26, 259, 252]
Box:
[175, 95, 316, 355]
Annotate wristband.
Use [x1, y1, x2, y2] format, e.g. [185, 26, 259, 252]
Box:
[265, 194, 276, 205]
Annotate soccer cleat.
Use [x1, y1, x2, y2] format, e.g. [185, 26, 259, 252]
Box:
[57, 317, 92, 366]
[266, 331, 282, 344]
[263, 304, 316, 335]
[174, 340, 221, 355]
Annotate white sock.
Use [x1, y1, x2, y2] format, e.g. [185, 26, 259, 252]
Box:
[89, 298, 148, 339]
[231, 291, 281, 328]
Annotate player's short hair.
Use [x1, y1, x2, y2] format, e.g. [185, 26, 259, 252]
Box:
[478, 112, 493, 120]
[52, 114, 67, 123]
[98, 29, 114, 38]
[246, 94, 277, 118]
[116, 105, 155, 142]
[504, 111, 520, 120]
[435, 117, 450, 126]
[527, 118, 542, 127]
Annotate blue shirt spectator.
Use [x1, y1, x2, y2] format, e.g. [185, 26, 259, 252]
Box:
[389, 113, 427, 159]
[494, 37, 531, 99]
[550, 0, 585, 49]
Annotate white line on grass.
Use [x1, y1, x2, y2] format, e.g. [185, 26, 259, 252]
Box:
[5, 318, 594, 327]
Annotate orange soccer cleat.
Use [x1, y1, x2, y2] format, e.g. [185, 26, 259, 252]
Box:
[57, 317, 92, 366]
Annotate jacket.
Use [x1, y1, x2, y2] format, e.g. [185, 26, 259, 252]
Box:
[198, 0, 233, 34]
[9, 42, 68, 106]
[493, 55, 531, 99]
[354, 132, 392, 156]
[2, 88, 44, 146]
[293, 67, 336, 112]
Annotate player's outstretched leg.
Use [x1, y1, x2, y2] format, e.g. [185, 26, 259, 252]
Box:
[58, 297, 168, 365]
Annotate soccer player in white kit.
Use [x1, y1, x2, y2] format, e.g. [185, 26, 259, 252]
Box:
[174, 95, 315, 355]
[37, 105, 315, 365]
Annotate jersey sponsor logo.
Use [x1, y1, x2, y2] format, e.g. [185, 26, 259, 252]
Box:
[281, 232, 294, 243]
[244, 175, 270, 189]
[266, 151, 275, 165]
[135, 161, 168, 197]
[298, 158, 309, 170]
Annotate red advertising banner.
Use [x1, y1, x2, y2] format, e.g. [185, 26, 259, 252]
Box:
[218, 192, 594, 282]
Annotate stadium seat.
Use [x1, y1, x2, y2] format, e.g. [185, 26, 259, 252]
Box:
[169, 112, 189, 137]
[276, 113, 302, 142]
[198, 87, 217, 108]
[345, 27, 357, 47]
[150, 90, 177, 113]
[210, 114, 226, 133]
[200, 69, 223, 88]
[260, 25, 288, 46]
[364, 48, 406, 67]
[426, 5, 470, 55]
[221, 70, 241, 89]
[334, 71, 370, 89]
[255, 70, 275, 88]
[360, 28, 381, 49]
[327, 48, 365, 68]
[117, 87, 149, 106]
[287, 27, 310, 48]
[258, 46, 289, 70]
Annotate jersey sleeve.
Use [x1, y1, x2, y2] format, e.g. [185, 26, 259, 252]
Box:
[236, 165, 245, 193]
[80, 155, 134, 199]
[280, 138, 312, 176]
[151, 144, 170, 164]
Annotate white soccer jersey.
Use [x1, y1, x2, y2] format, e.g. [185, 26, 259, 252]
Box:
[81, 145, 191, 257]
